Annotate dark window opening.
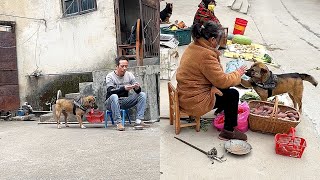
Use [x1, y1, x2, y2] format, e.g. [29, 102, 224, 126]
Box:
[62, 0, 97, 16]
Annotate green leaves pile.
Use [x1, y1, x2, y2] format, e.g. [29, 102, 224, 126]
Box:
[240, 91, 261, 102]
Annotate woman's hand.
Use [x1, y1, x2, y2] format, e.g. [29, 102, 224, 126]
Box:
[236, 65, 247, 76]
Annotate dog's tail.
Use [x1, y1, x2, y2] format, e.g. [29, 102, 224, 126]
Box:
[299, 74, 318, 87]
[57, 90, 62, 100]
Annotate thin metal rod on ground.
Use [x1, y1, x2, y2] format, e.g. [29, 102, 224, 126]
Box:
[174, 137, 207, 155]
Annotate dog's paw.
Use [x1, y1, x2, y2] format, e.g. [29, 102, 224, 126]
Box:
[81, 125, 86, 129]
[57, 125, 61, 129]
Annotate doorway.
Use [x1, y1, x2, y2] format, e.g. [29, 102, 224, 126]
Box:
[0, 21, 20, 113]
[114, 0, 160, 58]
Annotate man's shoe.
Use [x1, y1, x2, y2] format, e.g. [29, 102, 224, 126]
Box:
[117, 123, 125, 131]
[218, 129, 247, 141]
[134, 121, 150, 128]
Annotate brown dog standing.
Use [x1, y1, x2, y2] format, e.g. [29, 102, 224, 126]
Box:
[241, 62, 318, 113]
[54, 90, 95, 129]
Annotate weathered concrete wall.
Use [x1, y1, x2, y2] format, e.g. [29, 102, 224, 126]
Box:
[0, 0, 117, 107]
[26, 73, 92, 110]
[79, 82, 94, 97]
[92, 65, 160, 121]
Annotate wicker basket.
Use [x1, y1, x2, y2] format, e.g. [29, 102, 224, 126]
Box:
[248, 97, 300, 134]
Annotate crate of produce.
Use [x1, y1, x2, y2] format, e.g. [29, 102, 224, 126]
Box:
[248, 96, 300, 134]
[161, 27, 191, 46]
[275, 127, 306, 158]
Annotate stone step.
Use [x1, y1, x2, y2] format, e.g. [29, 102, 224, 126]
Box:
[40, 106, 140, 124]
[40, 105, 78, 122]
[39, 112, 56, 122]
[65, 93, 80, 99]
[40, 112, 81, 122]
[239, 0, 250, 14]
[226, 0, 235, 7]
[231, 0, 243, 10]
[230, 0, 250, 14]
[11, 114, 36, 121]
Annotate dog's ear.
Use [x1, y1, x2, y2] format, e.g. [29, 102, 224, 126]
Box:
[166, 2, 167, 4]
[261, 68, 268, 74]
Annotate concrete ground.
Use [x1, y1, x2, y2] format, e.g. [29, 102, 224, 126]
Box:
[0, 120, 160, 180]
[160, 118, 320, 179]
[160, 0, 320, 179]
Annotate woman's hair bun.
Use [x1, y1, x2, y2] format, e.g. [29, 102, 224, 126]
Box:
[192, 21, 221, 40]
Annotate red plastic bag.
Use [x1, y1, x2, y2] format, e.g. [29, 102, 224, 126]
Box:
[213, 102, 250, 132]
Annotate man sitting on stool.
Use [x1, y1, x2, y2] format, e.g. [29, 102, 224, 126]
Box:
[105, 56, 149, 131]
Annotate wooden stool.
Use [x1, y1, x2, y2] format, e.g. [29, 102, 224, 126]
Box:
[167, 82, 201, 135]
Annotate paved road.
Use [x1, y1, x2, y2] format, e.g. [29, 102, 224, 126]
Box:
[0, 120, 160, 180]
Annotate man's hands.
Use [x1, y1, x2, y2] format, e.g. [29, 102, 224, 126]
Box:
[133, 82, 140, 90]
[124, 84, 134, 91]
[124, 82, 140, 91]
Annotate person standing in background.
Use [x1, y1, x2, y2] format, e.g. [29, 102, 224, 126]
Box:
[193, 0, 221, 28]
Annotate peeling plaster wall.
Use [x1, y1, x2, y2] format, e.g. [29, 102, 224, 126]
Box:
[0, 0, 117, 107]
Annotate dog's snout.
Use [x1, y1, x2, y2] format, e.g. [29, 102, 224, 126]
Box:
[245, 69, 252, 77]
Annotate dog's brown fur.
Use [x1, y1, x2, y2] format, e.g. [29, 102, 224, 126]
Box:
[241, 62, 318, 113]
[54, 90, 95, 129]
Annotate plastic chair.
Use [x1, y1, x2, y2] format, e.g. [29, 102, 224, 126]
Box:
[105, 109, 132, 128]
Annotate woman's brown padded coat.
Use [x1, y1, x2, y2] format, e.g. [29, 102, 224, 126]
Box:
[176, 38, 241, 117]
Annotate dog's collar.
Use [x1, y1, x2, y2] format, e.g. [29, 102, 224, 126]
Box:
[253, 71, 278, 90]
[251, 71, 278, 98]
[73, 97, 88, 112]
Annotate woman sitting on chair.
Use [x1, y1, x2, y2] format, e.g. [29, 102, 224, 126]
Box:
[176, 21, 248, 141]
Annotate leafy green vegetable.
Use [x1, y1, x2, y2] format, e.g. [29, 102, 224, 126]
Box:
[262, 54, 272, 63]
[240, 91, 261, 102]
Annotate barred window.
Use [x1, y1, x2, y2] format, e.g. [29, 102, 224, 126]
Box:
[62, 0, 97, 16]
